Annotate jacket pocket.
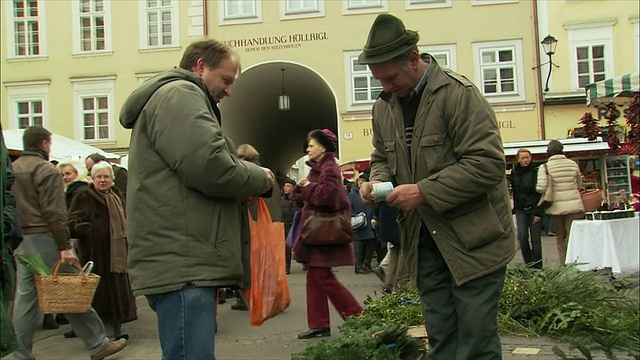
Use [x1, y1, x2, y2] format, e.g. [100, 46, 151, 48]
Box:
[419, 132, 456, 171]
[384, 141, 398, 176]
[443, 194, 505, 251]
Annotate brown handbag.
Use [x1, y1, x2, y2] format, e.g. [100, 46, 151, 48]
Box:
[300, 208, 354, 246]
[537, 163, 553, 207]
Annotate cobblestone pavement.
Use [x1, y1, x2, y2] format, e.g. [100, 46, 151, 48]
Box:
[2, 236, 636, 360]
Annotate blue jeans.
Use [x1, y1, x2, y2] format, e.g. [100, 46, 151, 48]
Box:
[515, 211, 543, 268]
[147, 287, 217, 360]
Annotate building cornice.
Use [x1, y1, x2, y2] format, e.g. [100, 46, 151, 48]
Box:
[3, 79, 51, 87]
[563, 19, 618, 30]
[69, 75, 117, 83]
[341, 111, 372, 121]
[493, 103, 536, 113]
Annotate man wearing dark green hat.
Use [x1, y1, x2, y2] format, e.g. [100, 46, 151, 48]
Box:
[358, 14, 515, 359]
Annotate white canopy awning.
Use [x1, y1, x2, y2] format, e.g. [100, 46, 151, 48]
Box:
[503, 137, 609, 157]
[2, 129, 120, 162]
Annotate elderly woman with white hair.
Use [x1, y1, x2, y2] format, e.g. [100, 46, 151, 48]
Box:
[68, 161, 137, 340]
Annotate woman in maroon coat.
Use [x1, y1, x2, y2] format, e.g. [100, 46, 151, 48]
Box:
[292, 129, 363, 339]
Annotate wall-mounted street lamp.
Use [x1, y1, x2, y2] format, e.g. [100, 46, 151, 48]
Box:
[278, 68, 290, 111]
[533, 34, 559, 92]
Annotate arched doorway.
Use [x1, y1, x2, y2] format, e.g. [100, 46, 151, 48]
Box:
[220, 61, 339, 180]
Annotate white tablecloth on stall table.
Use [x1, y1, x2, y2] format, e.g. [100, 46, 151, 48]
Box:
[565, 216, 639, 274]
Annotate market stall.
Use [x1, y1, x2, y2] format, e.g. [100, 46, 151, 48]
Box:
[583, 72, 639, 205]
[503, 137, 611, 198]
[2, 129, 120, 162]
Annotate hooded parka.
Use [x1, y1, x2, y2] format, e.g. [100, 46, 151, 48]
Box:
[119, 68, 269, 296]
[369, 55, 515, 286]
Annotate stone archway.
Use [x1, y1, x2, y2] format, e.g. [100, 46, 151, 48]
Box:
[220, 61, 339, 179]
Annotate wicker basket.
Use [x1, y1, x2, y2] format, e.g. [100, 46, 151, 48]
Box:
[34, 259, 100, 314]
[581, 189, 603, 212]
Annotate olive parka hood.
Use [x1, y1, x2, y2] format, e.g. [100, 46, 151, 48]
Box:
[120, 67, 220, 129]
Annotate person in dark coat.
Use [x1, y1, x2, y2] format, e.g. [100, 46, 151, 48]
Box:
[228, 143, 274, 311]
[348, 173, 376, 274]
[280, 178, 297, 274]
[68, 162, 137, 340]
[292, 129, 363, 340]
[1, 140, 19, 357]
[511, 148, 543, 268]
[59, 160, 90, 209]
[372, 203, 408, 292]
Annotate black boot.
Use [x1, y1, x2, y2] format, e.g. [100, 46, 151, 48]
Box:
[231, 293, 248, 311]
[55, 314, 69, 325]
[218, 288, 227, 304]
[297, 328, 330, 339]
[42, 314, 59, 330]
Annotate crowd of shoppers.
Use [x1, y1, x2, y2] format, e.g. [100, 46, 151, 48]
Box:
[2, 22, 590, 359]
[10, 126, 128, 360]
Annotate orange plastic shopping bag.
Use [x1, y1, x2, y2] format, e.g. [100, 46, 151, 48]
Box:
[246, 198, 291, 326]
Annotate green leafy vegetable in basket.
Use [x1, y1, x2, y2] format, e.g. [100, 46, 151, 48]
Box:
[16, 255, 53, 275]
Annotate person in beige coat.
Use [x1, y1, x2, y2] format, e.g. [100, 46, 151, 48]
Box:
[536, 140, 585, 263]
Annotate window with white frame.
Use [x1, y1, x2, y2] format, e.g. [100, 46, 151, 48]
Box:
[6, 0, 46, 57]
[140, 0, 179, 48]
[6, 82, 49, 129]
[471, 0, 519, 6]
[81, 96, 109, 140]
[419, 44, 457, 71]
[567, 22, 614, 90]
[16, 100, 44, 128]
[576, 45, 606, 88]
[405, 0, 452, 10]
[344, 51, 382, 108]
[72, 0, 111, 54]
[285, 0, 319, 13]
[348, 0, 381, 8]
[219, 0, 261, 22]
[72, 79, 115, 142]
[343, 0, 387, 15]
[472, 39, 525, 102]
[280, 0, 324, 20]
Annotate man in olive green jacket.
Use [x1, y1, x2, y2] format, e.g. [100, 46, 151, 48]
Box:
[358, 15, 515, 360]
[120, 39, 274, 360]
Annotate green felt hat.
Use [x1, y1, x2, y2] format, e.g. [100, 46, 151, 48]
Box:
[358, 14, 419, 65]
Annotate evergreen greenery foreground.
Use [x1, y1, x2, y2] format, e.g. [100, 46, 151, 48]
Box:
[292, 264, 639, 360]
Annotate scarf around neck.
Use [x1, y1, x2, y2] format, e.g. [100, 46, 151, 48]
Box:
[101, 188, 127, 273]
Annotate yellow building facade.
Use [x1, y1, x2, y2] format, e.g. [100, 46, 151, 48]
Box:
[537, 0, 638, 139]
[1, 0, 635, 168]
